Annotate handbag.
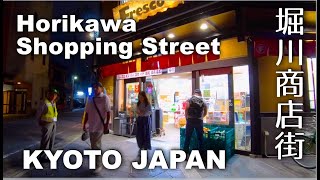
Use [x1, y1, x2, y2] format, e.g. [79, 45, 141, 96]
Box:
[81, 131, 89, 141]
[93, 97, 109, 134]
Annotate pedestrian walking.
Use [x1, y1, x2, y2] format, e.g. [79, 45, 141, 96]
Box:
[82, 82, 111, 173]
[36, 88, 59, 162]
[136, 91, 152, 151]
[183, 89, 208, 157]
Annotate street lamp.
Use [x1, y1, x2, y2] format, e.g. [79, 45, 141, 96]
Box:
[71, 75, 78, 110]
[88, 31, 99, 82]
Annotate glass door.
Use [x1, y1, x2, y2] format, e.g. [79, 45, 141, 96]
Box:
[233, 65, 251, 151]
[198, 66, 252, 152]
[199, 68, 234, 126]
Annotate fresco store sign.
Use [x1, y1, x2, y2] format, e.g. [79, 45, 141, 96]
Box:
[117, 67, 175, 79]
[113, 0, 184, 22]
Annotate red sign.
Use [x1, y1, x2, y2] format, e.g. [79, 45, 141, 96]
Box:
[135, 85, 139, 92]
[254, 39, 316, 58]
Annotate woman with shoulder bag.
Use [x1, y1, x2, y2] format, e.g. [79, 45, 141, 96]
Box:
[136, 91, 152, 151]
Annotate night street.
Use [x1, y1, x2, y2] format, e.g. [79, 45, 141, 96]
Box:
[3, 109, 84, 177]
[2, 110, 317, 178]
[3, 1, 317, 178]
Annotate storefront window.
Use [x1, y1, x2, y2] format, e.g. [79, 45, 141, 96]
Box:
[233, 65, 251, 151]
[126, 82, 139, 117]
[200, 74, 230, 125]
[307, 58, 316, 111]
[149, 73, 192, 127]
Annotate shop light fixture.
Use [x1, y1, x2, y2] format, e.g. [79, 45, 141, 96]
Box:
[172, 76, 180, 78]
[167, 33, 175, 38]
[200, 23, 208, 30]
[134, 51, 142, 55]
[17, 82, 21, 85]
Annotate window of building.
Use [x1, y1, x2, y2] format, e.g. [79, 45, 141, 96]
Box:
[307, 57, 316, 111]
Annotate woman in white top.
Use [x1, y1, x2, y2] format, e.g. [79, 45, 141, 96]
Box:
[136, 91, 152, 150]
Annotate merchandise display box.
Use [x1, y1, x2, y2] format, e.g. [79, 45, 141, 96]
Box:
[180, 124, 235, 161]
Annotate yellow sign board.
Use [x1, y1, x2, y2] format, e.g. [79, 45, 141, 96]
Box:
[113, 0, 184, 22]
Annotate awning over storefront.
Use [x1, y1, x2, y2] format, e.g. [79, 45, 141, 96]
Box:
[253, 39, 316, 58]
[97, 1, 316, 75]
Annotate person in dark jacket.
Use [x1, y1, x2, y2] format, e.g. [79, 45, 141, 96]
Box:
[136, 91, 152, 151]
[183, 89, 208, 156]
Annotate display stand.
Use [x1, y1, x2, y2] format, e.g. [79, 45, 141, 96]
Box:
[120, 119, 136, 138]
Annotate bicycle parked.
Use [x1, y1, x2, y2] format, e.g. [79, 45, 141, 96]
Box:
[292, 115, 317, 169]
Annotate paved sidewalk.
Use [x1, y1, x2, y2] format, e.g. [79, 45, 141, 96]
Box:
[3, 113, 34, 120]
[12, 134, 316, 178]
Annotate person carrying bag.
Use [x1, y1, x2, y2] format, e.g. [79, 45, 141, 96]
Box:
[93, 96, 109, 134]
[136, 91, 152, 151]
[82, 82, 111, 173]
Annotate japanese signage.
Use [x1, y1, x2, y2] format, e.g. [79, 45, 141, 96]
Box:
[113, 0, 184, 22]
[117, 67, 175, 79]
[274, 8, 305, 160]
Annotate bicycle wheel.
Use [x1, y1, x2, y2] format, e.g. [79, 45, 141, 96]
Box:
[292, 136, 316, 169]
[303, 134, 316, 155]
[292, 155, 316, 169]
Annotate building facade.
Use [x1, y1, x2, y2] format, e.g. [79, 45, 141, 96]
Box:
[3, 1, 53, 114]
[90, 1, 316, 156]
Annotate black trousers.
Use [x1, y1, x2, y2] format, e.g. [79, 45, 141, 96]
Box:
[136, 116, 152, 150]
[183, 118, 204, 155]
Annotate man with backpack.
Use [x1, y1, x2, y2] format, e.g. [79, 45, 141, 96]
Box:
[183, 89, 208, 158]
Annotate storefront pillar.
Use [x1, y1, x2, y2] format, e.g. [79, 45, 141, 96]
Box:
[192, 71, 200, 91]
[302, 58, 311, 112]
[114, 76, 119, 117]
[247, 37, 262, 155]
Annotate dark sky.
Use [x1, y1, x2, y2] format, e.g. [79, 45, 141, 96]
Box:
[50, 1, 101, 92]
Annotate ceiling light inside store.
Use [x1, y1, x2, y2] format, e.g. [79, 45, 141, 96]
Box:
[200, 23, 208, 30]
[17, 82, 21, 85]
[172, 76, 180, 78]
[167, 33, 175, 38]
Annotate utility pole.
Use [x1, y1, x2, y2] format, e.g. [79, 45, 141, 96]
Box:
[70, 75, 77, 110]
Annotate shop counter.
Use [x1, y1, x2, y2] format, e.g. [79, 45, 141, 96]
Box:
[180, 124, 235, 161]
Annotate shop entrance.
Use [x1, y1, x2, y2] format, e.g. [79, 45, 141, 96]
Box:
[146, 66, 251, 152]
[199, 66, 251, 152]
[199, 68, 234, 126]
[145, 72, 192, 144]
[3, 90, 27, 114]
[117, 66, 251, 152]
